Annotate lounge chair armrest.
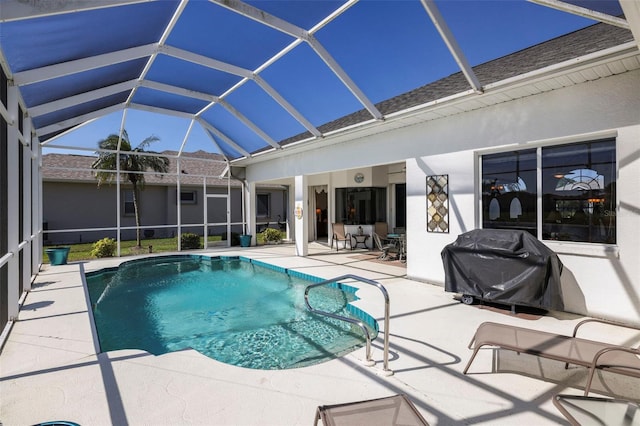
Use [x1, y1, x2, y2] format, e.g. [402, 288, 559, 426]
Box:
[590, 346, 640, 369]
[572, 318, 640, 339]
[584, 345, 640, 396]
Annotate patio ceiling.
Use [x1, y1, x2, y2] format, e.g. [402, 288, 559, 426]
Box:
[1, 0, 639, 163]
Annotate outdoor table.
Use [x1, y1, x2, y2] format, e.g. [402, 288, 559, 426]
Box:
[352, 234, 370, 249]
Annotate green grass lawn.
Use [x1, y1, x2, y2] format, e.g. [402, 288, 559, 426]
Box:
[44, 236, 215, 263]
[43, 230, 285, 263]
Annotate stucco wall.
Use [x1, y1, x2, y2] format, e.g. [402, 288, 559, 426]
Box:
[245, 69, 640, 323]
[402, 72, 640, 323]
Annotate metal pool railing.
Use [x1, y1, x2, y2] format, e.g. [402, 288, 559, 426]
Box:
[304, 274, 392, 376]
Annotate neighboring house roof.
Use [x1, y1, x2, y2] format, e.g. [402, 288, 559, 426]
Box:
[42, 150, 240, 187]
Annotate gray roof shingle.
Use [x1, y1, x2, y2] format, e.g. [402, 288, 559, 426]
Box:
[276, 21, 634, 148]
[42, 150, 238, 187]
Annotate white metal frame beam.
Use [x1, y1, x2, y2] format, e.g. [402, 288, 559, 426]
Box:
[29, 79, 138, 117]
[124, 0, 188, 108]
[217, 99, 281, 149]
[529, 0, 630, 29]
[211, 0, 384, 121]
[420, 0, 483, 94]
[128, 103, 195, 120]
[253, 75, 322, 138]
[163, 44, 318, 145]
[619, 0, 640, 51]
[160, 45, 252, 78]
[36, 103, 125, 137]
[164, 44, 322, 142]
[0, 0, 148, 23]
[12, 44, 157, 86]
[198, 119, 252, 158]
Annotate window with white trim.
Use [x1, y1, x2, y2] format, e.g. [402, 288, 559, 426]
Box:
[180, 191, 197, 204]
[123, 190, 135, 216]
[481, 138, 616, 244]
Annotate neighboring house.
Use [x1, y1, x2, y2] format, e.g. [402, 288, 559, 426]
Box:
[42, 150, 288, 245]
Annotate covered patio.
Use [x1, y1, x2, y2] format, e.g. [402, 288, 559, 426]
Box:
[2, 243, 639, 425]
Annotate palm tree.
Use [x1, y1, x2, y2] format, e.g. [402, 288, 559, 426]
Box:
[92, 130, 170, 247]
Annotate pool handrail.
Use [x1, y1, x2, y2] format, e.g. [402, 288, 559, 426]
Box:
[304, 274, 392, 375]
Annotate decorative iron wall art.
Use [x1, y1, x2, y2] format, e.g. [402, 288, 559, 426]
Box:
[427, 174, 449, 233]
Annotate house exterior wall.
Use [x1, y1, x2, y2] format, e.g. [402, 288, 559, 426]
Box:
[43, 181, 286, 244]
[245, 69, 640, 324]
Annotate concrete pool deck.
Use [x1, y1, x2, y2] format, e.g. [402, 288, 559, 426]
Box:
[1, 243, 638, 425]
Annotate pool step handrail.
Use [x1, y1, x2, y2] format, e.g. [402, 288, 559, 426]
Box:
[304, 274, 392, 375]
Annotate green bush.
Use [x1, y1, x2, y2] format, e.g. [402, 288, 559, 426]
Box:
[180, 232, 202, 250]
[262, 228, 283, 244]
[90, 237, 117, 258]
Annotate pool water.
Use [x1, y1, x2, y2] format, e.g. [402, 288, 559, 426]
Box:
[86, 256, 376, 370]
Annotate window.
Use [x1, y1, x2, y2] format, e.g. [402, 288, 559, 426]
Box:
[335, 187, 386, 225]
[482, 149, 537, 235]
[180, 191, 197, 204]
[257, 193, 270, 217]
[542, 139, 616, 244]
[481, 139, 616, 244]
[123, 190, 135, 216]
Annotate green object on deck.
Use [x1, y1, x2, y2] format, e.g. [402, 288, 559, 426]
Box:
[45, 247, 70, 265]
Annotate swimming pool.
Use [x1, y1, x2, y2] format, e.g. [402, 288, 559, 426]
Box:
[86, 255, 377, 370]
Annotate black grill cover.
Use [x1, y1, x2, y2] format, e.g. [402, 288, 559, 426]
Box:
[441, 229, 564, 310]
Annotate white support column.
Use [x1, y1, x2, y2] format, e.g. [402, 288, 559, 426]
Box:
[287, 184, 295, 242]
[245, 180, 256, 243]
[294, 175, 308, 256]
[226, 174, 231, 248]
[203, 177, 208, 249]
[7, 84, 20, 319]
[35, 138, 43, 269]
[177, 156, 182, 250]
[115, 111, 128, 257]
[30, 125, 41, 273]
[22, 115, 32, 291]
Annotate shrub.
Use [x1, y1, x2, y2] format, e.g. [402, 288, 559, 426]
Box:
[91, 237, 117, 258]
[262, 228, 283, 244]
[180, 232, 202, 250]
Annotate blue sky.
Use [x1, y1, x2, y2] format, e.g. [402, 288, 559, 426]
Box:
[41, 0, 603, 157]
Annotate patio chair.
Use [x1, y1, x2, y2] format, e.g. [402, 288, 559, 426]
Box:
[314, 394, 429, 426]
[373, 232, 398, 260]
[464, 319, 640, 396]
[374, 222, 389, 241]
[331, 223, 351, 251]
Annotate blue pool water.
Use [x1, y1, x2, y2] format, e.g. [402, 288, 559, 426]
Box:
[86, 255, 377, 370]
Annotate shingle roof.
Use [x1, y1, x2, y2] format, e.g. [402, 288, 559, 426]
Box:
[42, 150, 238, 187]
[277, 22, 634, 147]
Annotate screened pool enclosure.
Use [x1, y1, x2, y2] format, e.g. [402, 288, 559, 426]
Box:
[1, 0, 639, 340]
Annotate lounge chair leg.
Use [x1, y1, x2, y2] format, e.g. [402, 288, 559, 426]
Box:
[314, 407, 321, 426]
[584, 368, 597, 396]
[463, 347, 481, 374]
